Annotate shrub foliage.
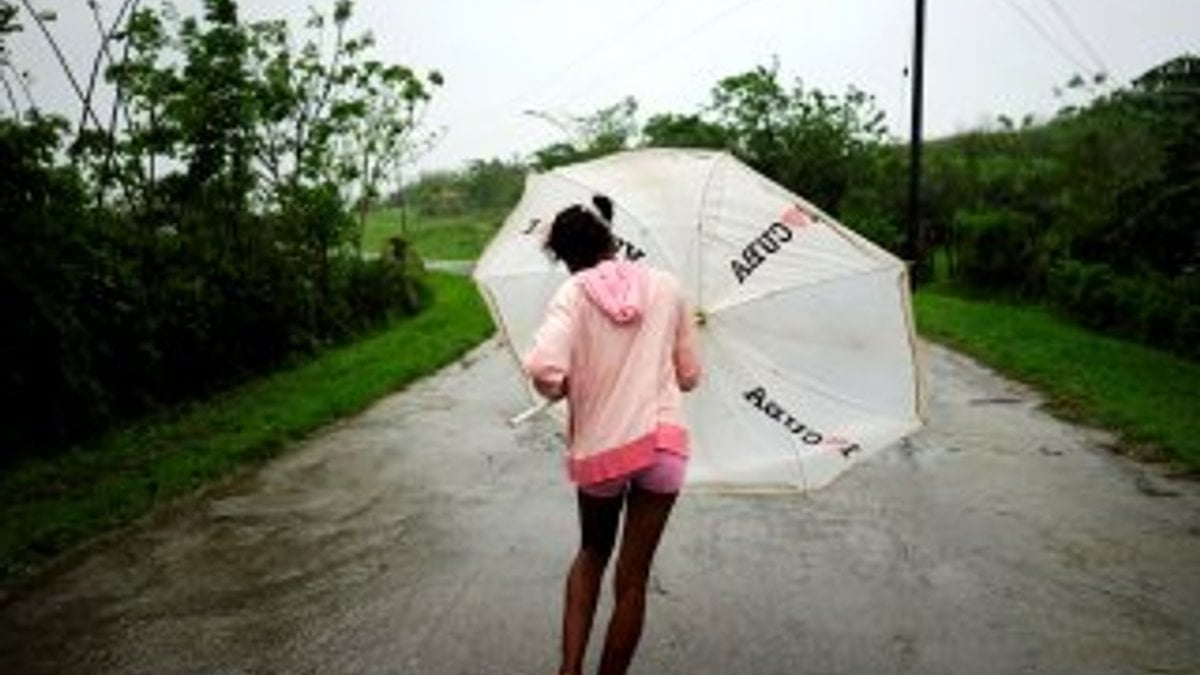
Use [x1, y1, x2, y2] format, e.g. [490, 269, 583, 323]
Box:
[0, 0, 440, 462]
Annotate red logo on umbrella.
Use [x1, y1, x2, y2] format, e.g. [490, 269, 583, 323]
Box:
[780, 204, 817, 228]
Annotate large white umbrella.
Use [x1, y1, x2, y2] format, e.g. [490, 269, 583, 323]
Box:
[473, 148, 925, 491]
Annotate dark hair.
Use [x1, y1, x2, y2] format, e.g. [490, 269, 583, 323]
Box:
[544, 195, 616, 273]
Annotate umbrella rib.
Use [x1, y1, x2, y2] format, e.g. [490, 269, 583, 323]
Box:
[711, 323, 909, 422]
[474, 283, 544, 408]
[706, 263, 902, 315]
[473, 266, 565, 281]
[541, 167, 672, 259]
[555, 164, 711, 275]
[474, 174, 545, 274]
[705, 263, 920, 423]
[546, 167, 607, 198]
[703, 329, 812, 489]
[546, 169, 651, 224]
[897, 267, 930, 425]
[695, 153, 727, 312]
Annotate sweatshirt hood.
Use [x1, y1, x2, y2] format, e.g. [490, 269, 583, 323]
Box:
[579, 259, 647, 324]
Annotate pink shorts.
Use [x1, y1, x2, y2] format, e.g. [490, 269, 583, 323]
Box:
[578, 449, 688, 498]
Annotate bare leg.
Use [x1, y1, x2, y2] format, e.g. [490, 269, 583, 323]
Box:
[598, 487, 677, 675]
[560, 490, 623, 675]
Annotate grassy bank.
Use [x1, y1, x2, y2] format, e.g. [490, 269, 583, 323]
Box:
[0, 273, 494, 589]
[914, 289, 1200, 468]
[362, 208, 505, 259]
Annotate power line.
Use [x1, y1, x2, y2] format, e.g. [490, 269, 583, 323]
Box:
[439, 0, 770, 166]
[433, 0, 687, 164]
[0, 70, 20, 115]
[555, 0, 772, 103]
[1, 60, 35, 111]
[996, 0, 1094, 77]
[467, 0, 686, 133]
[1041, 0, 1107, 74]
[516, 0, 688, 105]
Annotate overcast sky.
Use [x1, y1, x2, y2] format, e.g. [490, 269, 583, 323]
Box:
[8, 1, 1200, 175]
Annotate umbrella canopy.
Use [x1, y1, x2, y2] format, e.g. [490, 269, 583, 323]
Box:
[473, 148, 925, 491]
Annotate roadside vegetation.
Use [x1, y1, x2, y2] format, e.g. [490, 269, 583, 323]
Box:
[0, 0, 482, 588]
[0, 273, 492, 589]
[1, 0, 441, 465]
[364, 157, 527, 259]
[362, 208, 506, 260]
[915, 289, 1200, 468]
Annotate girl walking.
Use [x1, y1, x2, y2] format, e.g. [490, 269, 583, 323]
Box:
[524, 195, 702, 675]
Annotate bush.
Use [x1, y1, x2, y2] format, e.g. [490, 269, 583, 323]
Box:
[0, 117, 426, 467]
[842, 208, 904, 254]
[1047, 259, 1199, 359]
[953, 209, 1045, 293]
[0, 1, 441, 466]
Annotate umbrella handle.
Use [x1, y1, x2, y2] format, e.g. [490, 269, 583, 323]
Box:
[508, 399, 552, 427]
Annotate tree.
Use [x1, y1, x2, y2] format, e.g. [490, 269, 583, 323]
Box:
[403, 158, 525, 217]
[530, 96, 639, 170]
[1110, 55, 1200, 276]
[0, 0, 440, 460]
[642, 113, 729, 149]
[705, 61, 888, 214]
[462, 158, 524, 211]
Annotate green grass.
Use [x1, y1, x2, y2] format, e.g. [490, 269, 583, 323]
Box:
[914, 288, 1200, 468]
[362, 207, 506, 260]
[0, 273, 494, 589]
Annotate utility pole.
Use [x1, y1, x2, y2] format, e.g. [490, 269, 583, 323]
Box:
[907, 0, 927, 284]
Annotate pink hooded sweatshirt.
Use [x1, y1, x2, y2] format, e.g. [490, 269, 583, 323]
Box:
[524, 260, 702, 486]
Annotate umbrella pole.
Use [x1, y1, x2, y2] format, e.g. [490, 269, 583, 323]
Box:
[508, 399, 552, 427]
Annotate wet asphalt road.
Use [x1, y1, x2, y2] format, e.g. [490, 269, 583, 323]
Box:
[1, 340, 1199, 674]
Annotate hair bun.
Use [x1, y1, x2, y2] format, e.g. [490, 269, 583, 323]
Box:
[592, 194, 613, 222]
